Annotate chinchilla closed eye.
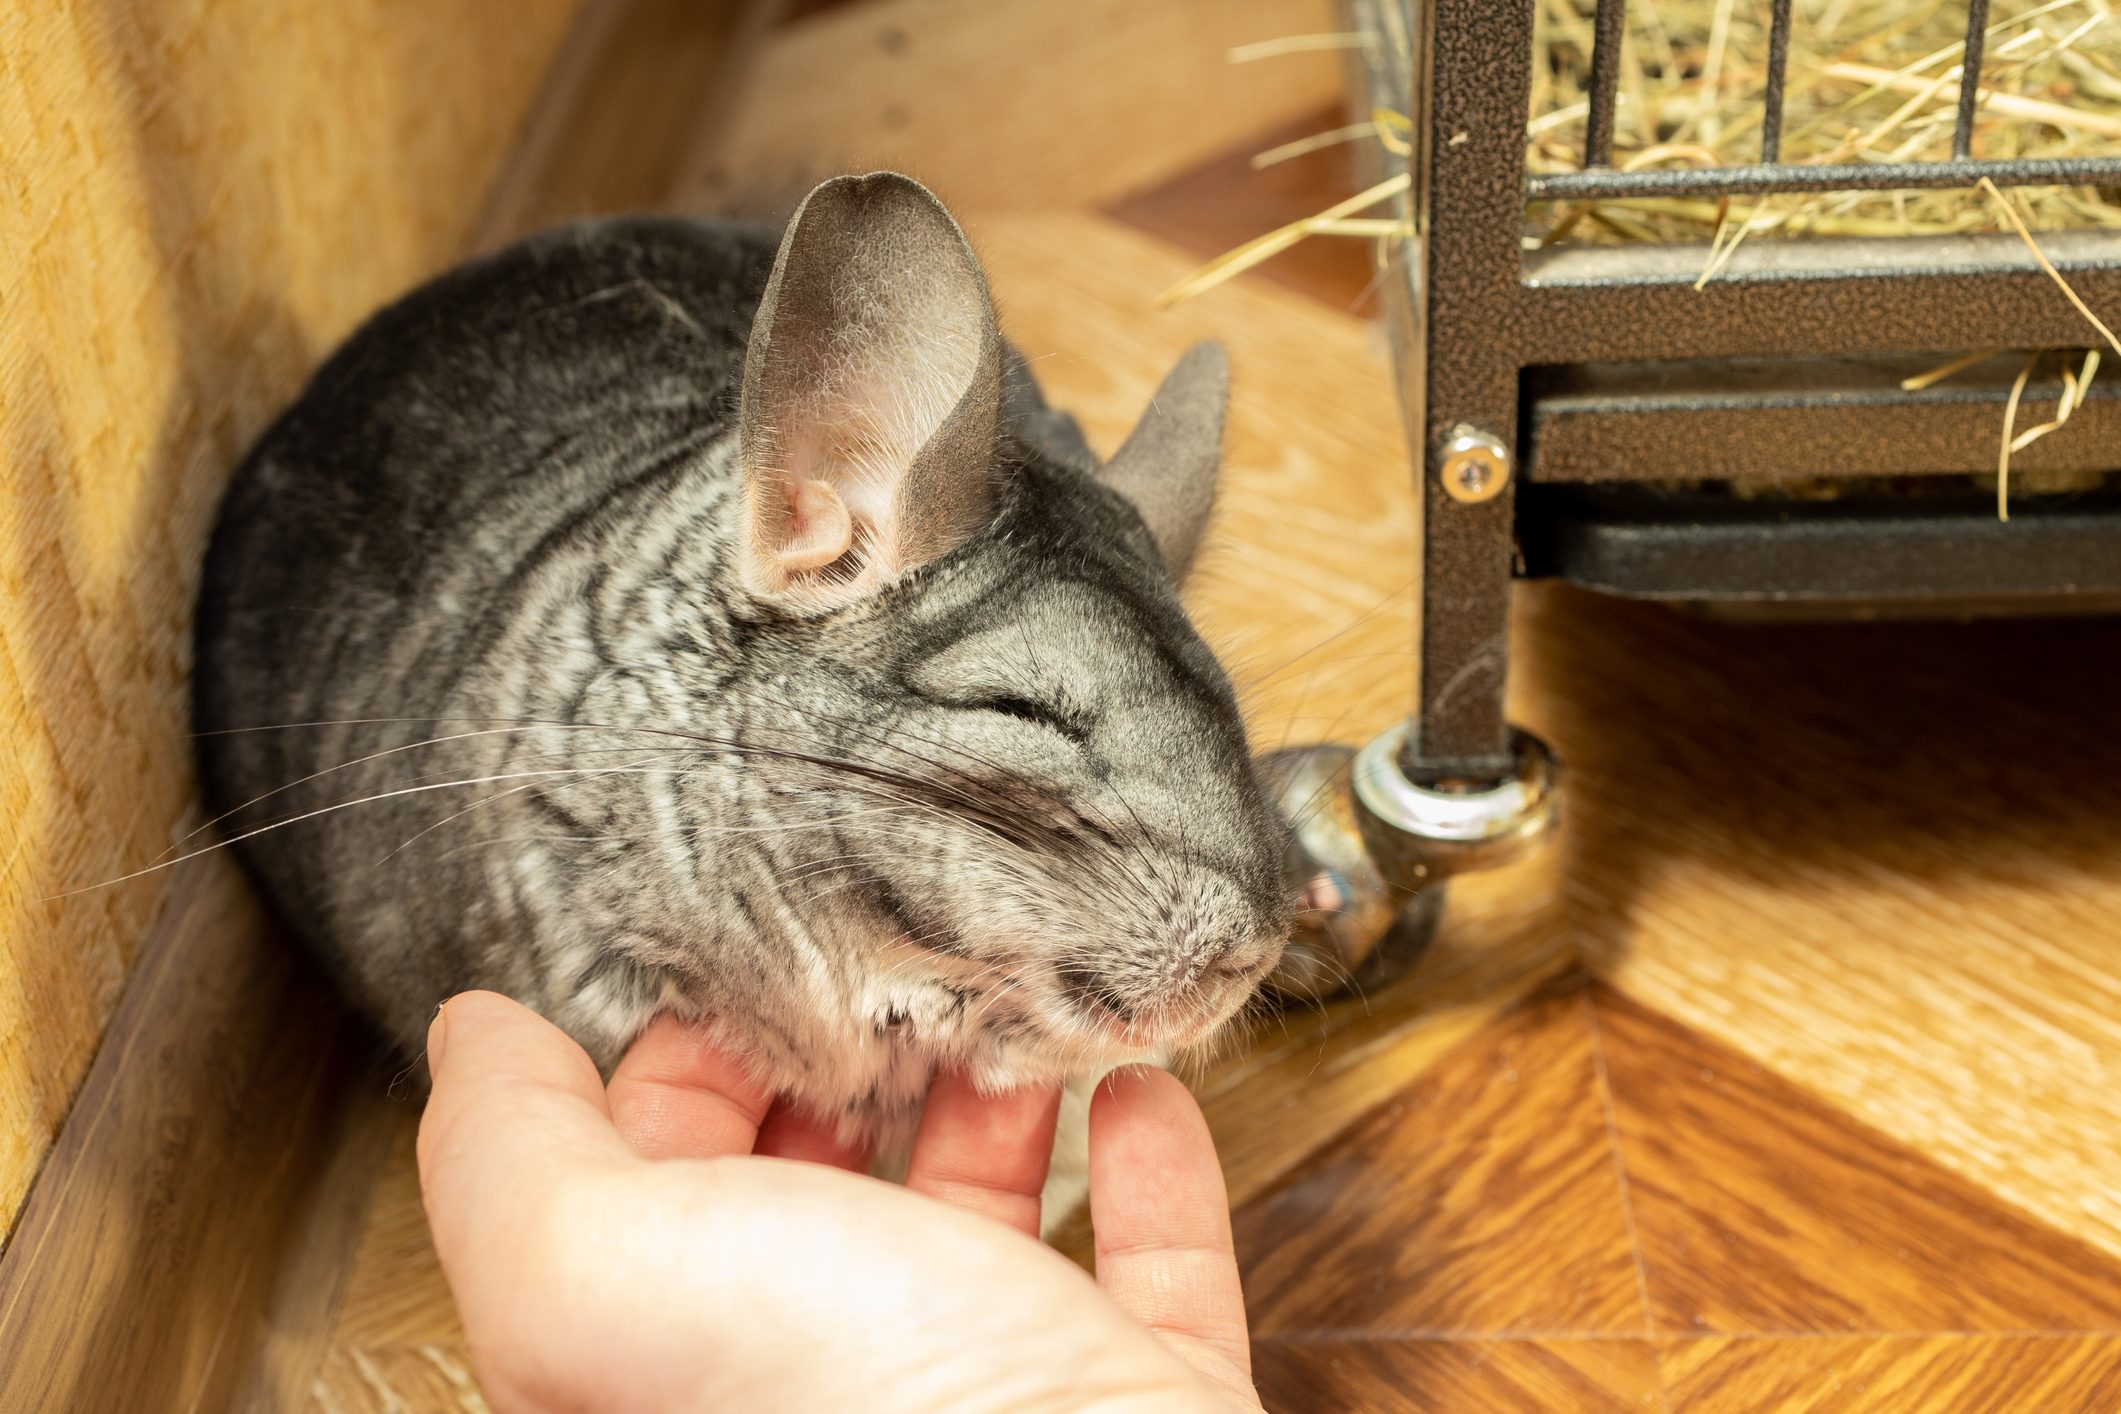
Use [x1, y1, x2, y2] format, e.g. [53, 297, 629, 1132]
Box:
[193, 171, 1290, 1149]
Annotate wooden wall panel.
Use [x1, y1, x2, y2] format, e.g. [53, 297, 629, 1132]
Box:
[0, 862, 360, 1411]
[0, 0, 579, 1242]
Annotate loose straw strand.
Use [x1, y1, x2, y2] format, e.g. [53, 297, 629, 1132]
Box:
[1996, 353, 2038, 522]
[1978, 176, 2121, 361]
[1158, 173, 1412, 307]
[1227, 33, 1366, 63]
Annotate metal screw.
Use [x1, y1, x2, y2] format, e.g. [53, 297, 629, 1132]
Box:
[1439, 427, 1511, 504]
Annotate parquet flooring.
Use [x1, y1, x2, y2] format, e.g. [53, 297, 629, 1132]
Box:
[259, 1, 2121, 1409]
[1594, 993, 2121, 1338]
[1237, 990, 1645, 1341]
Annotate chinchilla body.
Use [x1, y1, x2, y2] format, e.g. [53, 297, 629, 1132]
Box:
[195, 174, 1286, 1141]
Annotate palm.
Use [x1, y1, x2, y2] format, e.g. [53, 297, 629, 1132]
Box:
[417, 993, 1263, 1413]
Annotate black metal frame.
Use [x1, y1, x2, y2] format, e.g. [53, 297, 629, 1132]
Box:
[1345, 0, 2121, 782]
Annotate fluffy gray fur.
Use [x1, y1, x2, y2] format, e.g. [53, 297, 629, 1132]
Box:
[194, 173, 1287, 1147]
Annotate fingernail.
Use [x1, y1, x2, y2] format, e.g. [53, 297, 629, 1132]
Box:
[427, 1000, 449, 1071]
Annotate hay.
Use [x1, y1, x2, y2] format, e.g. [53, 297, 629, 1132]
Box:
[1527, 0, 2121, 247]
[1182, 8, 2121, 514]
[1156, 172, 1411, 306]
[1226, 33, 1368, 63]
[1173, 1, 2120, 305]
[1910, 178, 2119, 517]
[1978, 174, 2121, 356]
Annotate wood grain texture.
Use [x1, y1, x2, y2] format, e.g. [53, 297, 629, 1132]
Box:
[681, 0, 1346, 214]
[1594, 989, 2121, 1337]
[1197, 845, 1572, 1218]
[1660, 1336, 2121, 1412]
[1253, 1338, 1663, 1414]
[1231, 991, 2121, 1408]
[310, 1343, 488, 1414]
[326, 1108, 465, 1356]
[1518, 588, 2121, 1261]
[0, 0, 578, 1240]
[1234, 991, 1645, 1340]
[0, 863, 361, 1411]
[474, 0, 780, 246]
[1103, 106, 1381, 314]
[235, 1080, 416, 1413]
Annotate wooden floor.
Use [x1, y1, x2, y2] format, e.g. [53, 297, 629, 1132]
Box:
[261, 1, 2121, 1409]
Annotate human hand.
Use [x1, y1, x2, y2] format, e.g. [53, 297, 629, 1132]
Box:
[417, 992, 1264, 1412]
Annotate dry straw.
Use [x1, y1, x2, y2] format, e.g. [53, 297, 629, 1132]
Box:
[1900, 176, 2118, 518]
[1174, 0, 2121, 299]
[1178, 4, 2121, 517]
[1524, 0, 2121, 251]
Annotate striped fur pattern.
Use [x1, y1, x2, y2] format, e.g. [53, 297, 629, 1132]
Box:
[193, 176, 1287, 1148]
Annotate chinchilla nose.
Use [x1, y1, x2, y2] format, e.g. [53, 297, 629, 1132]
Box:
[1184, 931, 1282, 987]
[1212, 931, 1284, 983]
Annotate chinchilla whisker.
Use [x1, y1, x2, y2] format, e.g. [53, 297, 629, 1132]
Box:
[787, 850, 1118, 924]
[168, 721, 681, 858]
[1081, 776, 1167, 901]
[781, 849, 971, 885]
[1278, 947, 1364, 1025]
[430, 809, 961, 867]
[373, 757, 675, 866]
[1219, 572, 1418, 696]
[368, 750, 688, 794]
[1280, 762, 1358, 843]
[63, 764, 706, 896]
[783, 770, 1139, 897]
[621, 698, 1159, 905]
[192, 713, 696, 740]
[960, 973, 1045, 1029]
[1250, 653, 1428, 763]
[698, 803, 944, 839]
[202, 716, 1003, 820]
[769, 735, 1060, 841]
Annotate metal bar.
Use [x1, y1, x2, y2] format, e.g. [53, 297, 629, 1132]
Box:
[1582, 0, 1627, 168]
[1528, 154, 2121, 200]
[1760, 0, 1794, 162]
[1523, 355, 2121, 483]
[1522, 494, 2121, 603]
[1405, 0, 1538, 781]
[1955, 0, 1992, 161]
[1517, 229, 2121, 364]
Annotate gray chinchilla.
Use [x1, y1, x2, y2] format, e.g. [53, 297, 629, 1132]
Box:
[194, 172, 1288, 1180]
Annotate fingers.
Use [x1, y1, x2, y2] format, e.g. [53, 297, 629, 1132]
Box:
[611, 1016, 868, 1170]
[755, 1100, 873, 1172]
[1089, 1067, 1254, 1398]
[417, 992, 634, 1313]
[606, 1014, 777, 1160]
[903, 1073, 1063, 1239]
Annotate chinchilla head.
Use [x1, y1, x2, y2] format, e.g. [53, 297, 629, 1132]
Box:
[725, 173, 1287, 1072]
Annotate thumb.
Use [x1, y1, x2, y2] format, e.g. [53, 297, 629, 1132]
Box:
[1090, 1066, 1257, 1406]
[417, 992, 634, 1308]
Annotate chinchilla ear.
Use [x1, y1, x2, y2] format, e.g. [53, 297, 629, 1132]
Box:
[736, 171, 1003, 608]
[1098, 341, 1228, 579]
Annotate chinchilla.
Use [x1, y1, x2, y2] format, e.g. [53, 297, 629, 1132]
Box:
[193, 171, 1288, 1176]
